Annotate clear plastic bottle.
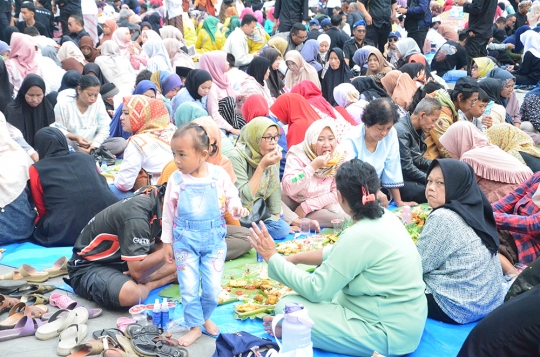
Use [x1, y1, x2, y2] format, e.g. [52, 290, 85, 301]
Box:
[401, 206, 412, 224]
[100, 162, 108, 174]
[152, 298, 161, 327]
[281, 303, 314, 354]
[161, 298, 169, 331]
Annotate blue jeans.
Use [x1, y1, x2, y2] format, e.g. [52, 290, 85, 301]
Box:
[264, 218, 290, 240]
[442, 70, 468, 82]
[108, 184, 133, 201]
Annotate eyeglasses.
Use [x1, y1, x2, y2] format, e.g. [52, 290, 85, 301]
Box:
[293, 34, 308, 41]
[261, 135, 281, 143]
[356, 29, 366, 33]
[388, 37, 398, 42]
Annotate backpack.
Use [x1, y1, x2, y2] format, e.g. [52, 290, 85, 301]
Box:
[212, 331, 279, 357]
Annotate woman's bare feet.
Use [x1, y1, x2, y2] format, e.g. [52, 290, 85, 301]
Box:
[203, 319, 219, 336]
[262, 316, 282, 338]
[178, 327, 202, 346]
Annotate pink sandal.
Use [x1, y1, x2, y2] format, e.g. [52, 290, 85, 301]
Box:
[42, 294, 102, 321]
[116, 317, 136, 332]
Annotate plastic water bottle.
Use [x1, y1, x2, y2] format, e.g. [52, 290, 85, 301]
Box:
[402, 206, 412, 224]
[100, 162, 108, 174]
[161, 298, 169, 331]
[152, 299, 161, 327]
[281, 303, 314, 354]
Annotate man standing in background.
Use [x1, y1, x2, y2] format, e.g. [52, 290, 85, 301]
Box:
[0, 0, 12, 43]
[52, 0, 82, 37]
[398, 0, 431, 52]
[358, 0, 397, 51]
[274, 0, 310, 33]
[457, 0, 497, 58]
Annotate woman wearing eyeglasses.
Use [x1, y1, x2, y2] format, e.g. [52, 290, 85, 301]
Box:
[282, 120, 350, 228]
[225, 117, 291, 240]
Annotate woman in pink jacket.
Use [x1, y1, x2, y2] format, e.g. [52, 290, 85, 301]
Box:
[282, 119, 350, 228]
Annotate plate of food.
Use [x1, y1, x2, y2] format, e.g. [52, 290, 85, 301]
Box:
[393, 204, 432, 243]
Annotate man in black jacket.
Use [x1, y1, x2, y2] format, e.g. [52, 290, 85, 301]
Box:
[397, 0, 431, 51]
[274, 0, 310, 33]
[0, 0, 12, 43]
[457, 0, 497, 58]
[325, 14, 351, 50]
[394, 98, 441, 203]
[358, 0, 397, 51]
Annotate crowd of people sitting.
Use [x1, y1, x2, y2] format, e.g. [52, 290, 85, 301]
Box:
[2, 0, 540, 354]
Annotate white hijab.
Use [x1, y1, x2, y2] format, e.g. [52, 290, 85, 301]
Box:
[521, 30, 540, 59]
[0, 113, 31, 209]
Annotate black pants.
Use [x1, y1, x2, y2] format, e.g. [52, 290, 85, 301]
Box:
[520, 151, 540, 173]
[426, 293, 458, 324]
[457, 284, 540, 357]
[0, 12, 12, 43]
[366, 22, 392, 52]
[515, 74, 539, 86]
[400, 181, 427, 203]
[465, 35, 489, 59]
[407, 28, 428, 54]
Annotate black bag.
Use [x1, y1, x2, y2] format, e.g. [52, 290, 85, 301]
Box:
[90, 146, 116, 165]
[213, 331, 279, 357]
[239, 198, 272, 228]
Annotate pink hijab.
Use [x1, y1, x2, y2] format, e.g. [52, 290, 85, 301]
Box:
[254, 10, 264, 25]
[267, 8, 275, 21]
[240, 8, 254, 20]
[439, 121, 533, 184]
[199, 51, 235, 97]
[8, 33, 39, 78]
[112, 27, 131, 57]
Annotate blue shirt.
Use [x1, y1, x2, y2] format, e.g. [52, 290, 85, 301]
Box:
[170, 88, 208, 115]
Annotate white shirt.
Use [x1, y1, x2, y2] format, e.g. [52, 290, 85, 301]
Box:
[223, 27, 253, 67]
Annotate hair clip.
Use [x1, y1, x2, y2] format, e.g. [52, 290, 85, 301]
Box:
[362, 187, 376, 205]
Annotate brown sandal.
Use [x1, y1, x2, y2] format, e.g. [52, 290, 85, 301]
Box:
[0, 295, 20, 315]
[68, 336, 116, 357]
[43, 257, 69, 278]
[0, 302, 47, 330]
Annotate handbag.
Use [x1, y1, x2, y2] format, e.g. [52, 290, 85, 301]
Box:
[133, 169, 151, 192]
[212, 331, 279, 357]
[90, 146, 116, 166]
[239, 198, 272, 228]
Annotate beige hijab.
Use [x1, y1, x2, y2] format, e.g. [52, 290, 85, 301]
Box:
[381, 70, 418, 109]
[284, 50, 321, 90]
[365, 46, 393, 75]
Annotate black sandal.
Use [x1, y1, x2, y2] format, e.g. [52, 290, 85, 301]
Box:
[92, 328, 124, 348]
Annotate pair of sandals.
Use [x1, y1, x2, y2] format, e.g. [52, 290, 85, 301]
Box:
[126, 324, 189, 357]
[0, 257, 69, 283]
[516, 85, 535, 91]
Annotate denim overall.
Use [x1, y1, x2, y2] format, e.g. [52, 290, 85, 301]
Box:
[172, 167, 227, 328]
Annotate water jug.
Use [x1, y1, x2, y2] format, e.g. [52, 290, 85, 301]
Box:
[272, 303, 315, 356]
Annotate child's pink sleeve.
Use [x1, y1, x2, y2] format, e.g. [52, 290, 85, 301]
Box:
[221, 170, 243, 212]
[161, 178, 180, 243]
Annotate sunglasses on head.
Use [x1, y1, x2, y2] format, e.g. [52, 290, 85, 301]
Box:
[388, 37, 398, 42]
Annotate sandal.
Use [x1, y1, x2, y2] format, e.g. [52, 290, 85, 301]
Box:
[126, 324, 163, 357]
[100, 349, 127, 357]
[0, 264, 49, 283]
[68, 336, 116, 357]
[43, 256, 69, 278]
[117, 317, 136, 332]
[58, 324, 89, 356]
[0, 280, 28, 295]
[0, 316, 43, 342]
[20, 293, 50, 306]
[155, 345, 189, 357]
[0, 302, 47, 330]
[9, 283, 56, 298]
[116, 334, 137, 357]
[47, 293, 102, 320]
[35, 307, 89, 341]
[93, 328, 124, 348]
[0, 294, 20, 314]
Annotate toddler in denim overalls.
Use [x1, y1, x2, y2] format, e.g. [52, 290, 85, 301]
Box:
[162, 124, 248, 346]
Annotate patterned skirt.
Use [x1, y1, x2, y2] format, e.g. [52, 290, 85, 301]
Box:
[218, 97, 246, 130]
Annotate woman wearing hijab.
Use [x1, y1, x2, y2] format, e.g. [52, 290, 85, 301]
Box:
[267, 36, 287, 57]
[110, 79, 158, 140]
[470, 57, 497, 79]
[29, 127, 118, 246]
[394, 38, 422, 67]
[264, 8, 275, 35]
[78, 36, 100, 63]
[199, 51, 244, 135]
[3, 26, 19, 46]
[57, 41, 87, 73]
[95, 40, 135, 96]
[417, 158, 505, 324]
[270, 93, 320, 149]
[321, 48, 352, 107]
[512, 30, 540, 85]
[439, 121, 533, 203]
[5, 33, 40, 96]
[114, 96, 176, 191]
[351, 76, 389, 101]
[478, 78, 513, 126]
[239, 57, 274, 109]
[503, 25, 531, 54]
[381, 70, 419, 110]
[284, 50, 321, 91]
[82, 63, 109, 86]
[300, 39, 323, 72]
[171, 69, 212, 114]
[352, 47, 370, 75]
[5, 74, 55, 148]
[317, 34, 331, 68]
[151, 71, 182, 103]
[174, 102, 208, 127]
[487, 123, 540, 172]
[196, 16, 226, 53]
[224, 117, 290, 240]
[0, 57, 13, 113]
[160, 25, 186, 43]
[0, 112, 35, 244]
[365, 46, 393, 78]
[488, 68, 521, 126]
[143, 38, 174, 72]
[282, 119, 349, 228]
[163, 38, 195, 69]
[333, 83, 369, 125]
[399, 62, 430, 87]
[99, 19, 118, 47]
[112, 27, 144, 70]
[520, 83, 540, 139]
[260, 47, 285, 98]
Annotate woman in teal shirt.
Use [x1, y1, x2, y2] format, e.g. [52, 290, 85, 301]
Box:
[249, 159, 427, 357]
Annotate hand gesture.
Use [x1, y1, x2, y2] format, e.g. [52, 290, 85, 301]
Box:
[365, 14, 373, 26]
[73, 135, 90, 149]
[163, 243, 175, 264]
[247, 221, 277, 262]
[260, 148, 282, 168]
[377, 190, 389, 208]
[231, 206, 250, 220]
[482, 115, 493, 129]
[310, 152, 331, 170]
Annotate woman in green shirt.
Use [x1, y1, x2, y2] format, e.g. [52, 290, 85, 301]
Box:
[248, 159, 427, 356]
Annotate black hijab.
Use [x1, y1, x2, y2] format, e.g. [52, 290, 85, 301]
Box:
[322, 48, 352, 106]
[0, 58, 13, 113]
[5, 74, 55, 147]
[82, 63, 109, 86]
[140, 21, 152, 31]
[351, 76, 389, 101]
[4, 26, 19, 45]
[34, 127, 70, 159]
[478, 78, 503, 105]
[147, 12, 162, 32]
[261, 47, 284, 98]
[399, 62, 432, 82]
[59, 70, 83, 92]
[247, 56, 271, 86]
[427, 159, 499, 255]
[185, 69, 213, 100]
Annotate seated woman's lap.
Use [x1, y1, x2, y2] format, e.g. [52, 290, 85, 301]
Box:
[281, 194, 349, 228]
[400, 181, 428, 204]
[263, 218, 290, 240]
[276, 295, 391, 357]
[0, 187, 36, 244]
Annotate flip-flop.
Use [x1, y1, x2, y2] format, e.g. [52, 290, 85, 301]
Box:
[0, 294, 20, 315]
[93, 328, 124, 347]
[0, 302, 48, 330]
[116, 334, 137, 357]
[0, 316, 43, 342]
[0, 280, 28, 295]
[43, 256, 69, 278]
[9, 283, 56, 298]
[20, 294, 50, 306]
[100, 349, 127, 357]
[0, 265, 49, 283]
[58, 324, 89, 356]
[116, 317, 136, 332]
[68, 336, 116, 357]
[35, 307, 88, 341]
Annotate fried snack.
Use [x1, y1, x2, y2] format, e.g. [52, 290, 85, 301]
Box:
[235, 303, 263, 313]
[254, 294, 264, 303]
[229, 279, 247, 288]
